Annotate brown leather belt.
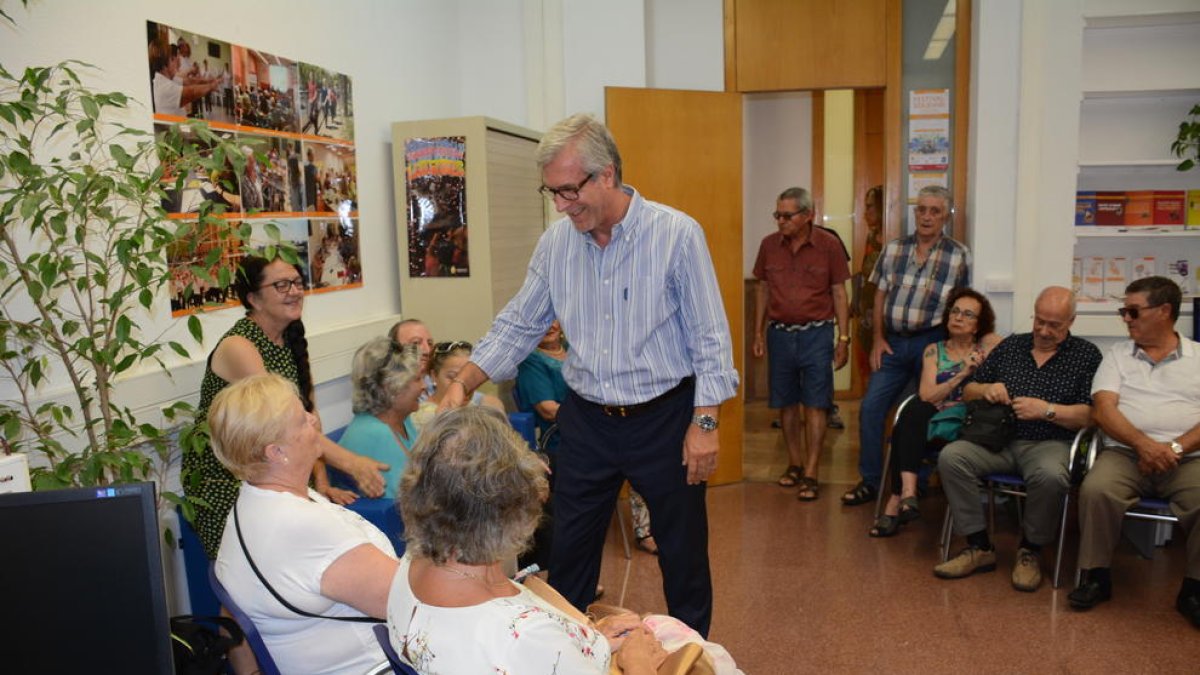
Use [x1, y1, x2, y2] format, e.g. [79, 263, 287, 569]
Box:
[573, 377, 694, 418]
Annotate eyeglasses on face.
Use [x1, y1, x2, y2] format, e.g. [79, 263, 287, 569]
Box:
[949, 306, 979, 320]
[433, 340, 473, 354]
[1117, 303, 1164, 320]
[538, 173, 595, 201]
[772, 210, 806, 221]
[261, 277, 307, 294]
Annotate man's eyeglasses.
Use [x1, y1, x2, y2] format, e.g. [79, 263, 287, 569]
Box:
[433, 340, 473, 354]
[260, 278, 307, 294]
[538, 173, 594, 201]
[772, 210, 805, 221]
[949, 307, 978, 320]
[1117, 303, 1164, 320]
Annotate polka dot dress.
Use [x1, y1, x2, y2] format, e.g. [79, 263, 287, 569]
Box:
[183, 317, 300, 559]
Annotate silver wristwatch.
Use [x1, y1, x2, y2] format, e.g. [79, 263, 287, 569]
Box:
[1044, 404, 1056, 421]
[1170, 441, 1184, 456]
[692, 414, 719, 432]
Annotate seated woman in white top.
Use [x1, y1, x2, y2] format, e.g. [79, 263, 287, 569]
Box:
[387, 406, 663, 674]
[210, 374, 398, 675]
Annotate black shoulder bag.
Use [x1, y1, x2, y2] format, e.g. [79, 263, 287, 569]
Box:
[958, 400, 1017, 452]
[170, 615, 243, 675]
[233, 499, 381, 624]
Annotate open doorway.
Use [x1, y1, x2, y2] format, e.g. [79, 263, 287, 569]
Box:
[742, 88, 885, 484]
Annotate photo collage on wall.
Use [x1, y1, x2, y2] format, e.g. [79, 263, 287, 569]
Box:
[147, 21, 361, 316]
[405, 137, 469, 277]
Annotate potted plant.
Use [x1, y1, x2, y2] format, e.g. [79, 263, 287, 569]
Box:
[1172, 103, 1200, 172]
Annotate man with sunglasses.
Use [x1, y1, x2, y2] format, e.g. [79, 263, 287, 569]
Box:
[442, 113, 738, 637]
[935, 286, 1101, 592]
[752, 187, 851, 501]
[1070, 276, 1200, 628]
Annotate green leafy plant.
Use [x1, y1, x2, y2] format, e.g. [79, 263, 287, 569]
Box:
[1172, 103, 1200, 172]
[0, 57, 270, 509]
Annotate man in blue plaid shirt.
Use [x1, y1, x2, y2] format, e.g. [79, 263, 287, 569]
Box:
[842, 185, 972, 506]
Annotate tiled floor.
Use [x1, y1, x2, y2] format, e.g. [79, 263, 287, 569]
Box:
[597, 399, 1200, 673]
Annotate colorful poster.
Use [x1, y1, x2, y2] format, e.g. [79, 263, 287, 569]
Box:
[147, 20, 362, 316]
[405, 137, 469, 278]
[908, 88, 951, 171]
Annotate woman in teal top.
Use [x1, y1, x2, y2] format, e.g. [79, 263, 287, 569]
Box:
[340, 336, 425, 498]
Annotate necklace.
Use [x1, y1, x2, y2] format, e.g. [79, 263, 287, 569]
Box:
[435, 563, 511, 587]
[538, 344, 565, 354]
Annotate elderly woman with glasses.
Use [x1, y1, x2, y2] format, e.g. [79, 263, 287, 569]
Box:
[184, 255, 387, 561]
[338, 337, 426, 499]
[869, 286, 1002, 537]
[210, 374, 397, 675]
[411, 341, 505, 429]
[387, 405, 663, 673]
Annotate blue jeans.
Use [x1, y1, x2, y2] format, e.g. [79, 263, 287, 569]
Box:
[857, 328, 943, 489]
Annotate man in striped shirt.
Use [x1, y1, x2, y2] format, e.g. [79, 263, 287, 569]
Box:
[442, 113, 739, 636]
[842, 185, 971, 507]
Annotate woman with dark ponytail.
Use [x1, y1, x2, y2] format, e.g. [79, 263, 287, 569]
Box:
[184, 255, 387, 560]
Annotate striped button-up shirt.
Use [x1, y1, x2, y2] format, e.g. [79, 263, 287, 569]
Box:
[869, 233, 971, 334]
[472, 188, 739, 407]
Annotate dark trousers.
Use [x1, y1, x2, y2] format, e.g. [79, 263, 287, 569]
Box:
[889, 399, 939, 493]
[548, 382, 712, 637]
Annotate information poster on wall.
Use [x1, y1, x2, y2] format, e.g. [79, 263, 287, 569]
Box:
[147, 21, 362, 316]
[908, 89, 950, 171]
[405, 137, 469, 278]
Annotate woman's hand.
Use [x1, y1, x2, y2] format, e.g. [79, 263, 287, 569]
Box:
[614, 627, 667, 673]
[596, 613, 642, 652]
[319, 485, 359, 505]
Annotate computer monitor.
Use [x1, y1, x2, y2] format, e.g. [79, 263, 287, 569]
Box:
[0, 481, 175, 674]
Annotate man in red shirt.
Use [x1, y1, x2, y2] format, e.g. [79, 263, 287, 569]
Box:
[753, 187, 851, 501]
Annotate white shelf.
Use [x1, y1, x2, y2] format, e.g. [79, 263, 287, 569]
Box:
[1084, 11, 1200, 29]
[1083, 88, 1200, 100]
[1078, 159, 1181, 168]
[1075, 226, 1200, 238]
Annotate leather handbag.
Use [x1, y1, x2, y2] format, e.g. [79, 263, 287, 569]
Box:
[958, 400, 1016, 452]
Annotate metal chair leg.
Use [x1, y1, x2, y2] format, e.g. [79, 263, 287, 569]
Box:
[940, 506, 954, 561]
[875, 440, 893, 520]
[1052, 492, 1070, 589]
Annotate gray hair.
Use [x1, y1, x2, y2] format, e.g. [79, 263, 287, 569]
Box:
[350, 337, 421, 416]
[917, 185, 953, 213]
[398, 406, 547, 566]
[536, 113, 623, 185]
[777, 187, 813, 214]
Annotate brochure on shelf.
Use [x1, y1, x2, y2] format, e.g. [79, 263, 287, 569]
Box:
[1105, 257, 1129, 299]
[1096, 192, 1126, 226]
[1082, 256, 1105, 300]
[1131, 256, 1156, 282]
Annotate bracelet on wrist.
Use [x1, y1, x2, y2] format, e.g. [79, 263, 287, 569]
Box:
[450, 377, 469, 392]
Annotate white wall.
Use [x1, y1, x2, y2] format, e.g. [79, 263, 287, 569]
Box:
[742, 93, 814, 277]
[645, 0, 725, 91]
[967, 0, 1023, 336]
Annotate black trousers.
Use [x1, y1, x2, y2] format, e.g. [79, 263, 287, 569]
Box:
[548, 382, 712, 637]
[889, 399, 940, 493]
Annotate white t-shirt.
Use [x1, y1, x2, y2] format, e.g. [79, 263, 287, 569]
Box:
[152, 71, 184, 116]
[215, 484, 396, 675]
[1092, 336, 1200, 456]
[386, 554, 609, 674]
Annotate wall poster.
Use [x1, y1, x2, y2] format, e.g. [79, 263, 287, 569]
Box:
[405, 137, 469, 278]
[147, 21, 361, 316]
